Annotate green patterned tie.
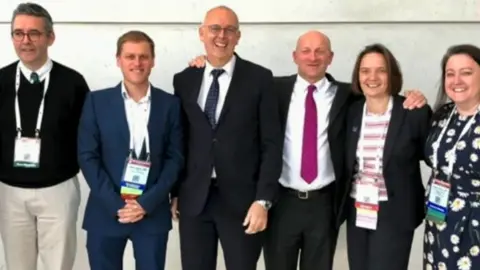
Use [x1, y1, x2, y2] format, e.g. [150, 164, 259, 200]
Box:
[30, 72, 40, 84]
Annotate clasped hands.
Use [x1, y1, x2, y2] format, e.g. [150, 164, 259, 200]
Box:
[117, 199, 146, 224]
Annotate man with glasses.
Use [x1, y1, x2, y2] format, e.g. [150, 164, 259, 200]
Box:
[170, 5, 283, 270]
[0, 3, 89, 270]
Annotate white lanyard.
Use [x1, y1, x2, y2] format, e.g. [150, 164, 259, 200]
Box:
[358, 97, 393, 175]
[15, 63, 51, 138]
[432, 106, 479, 178]
[126, 100, 151, 161]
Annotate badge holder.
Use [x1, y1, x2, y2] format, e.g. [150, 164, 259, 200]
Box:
[426, 176, 451, 224]
[355, 180, 380, 230]
[120, 152, 151, 200]
[13, 129, 41, 168]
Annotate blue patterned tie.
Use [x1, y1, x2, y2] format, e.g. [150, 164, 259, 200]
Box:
[204, 69, 225, 129]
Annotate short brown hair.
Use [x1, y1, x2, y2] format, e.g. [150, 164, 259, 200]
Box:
[351, 43, 403, 95]
[116, 30, 155, 57]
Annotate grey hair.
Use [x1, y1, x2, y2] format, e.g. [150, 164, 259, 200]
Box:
[11, 3, 54, 33]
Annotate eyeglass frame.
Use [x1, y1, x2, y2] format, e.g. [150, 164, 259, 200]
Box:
[11, 29, 49, 42]
[204, 24, 239, 36]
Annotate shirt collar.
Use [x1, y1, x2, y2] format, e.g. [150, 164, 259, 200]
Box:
[18, 58, 53, 83]
[294, 74, 331, 94]
[121, 82, 151, 103]
[204, 54, 236, 77]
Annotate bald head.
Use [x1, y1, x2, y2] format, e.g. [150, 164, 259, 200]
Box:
[199, 5, 241, 67]
[203, 5, 239, 28]
[293, 30, 334, 84]
[295, 30, 331, 52]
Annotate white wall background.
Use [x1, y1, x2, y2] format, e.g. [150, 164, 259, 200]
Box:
[0, 0, 479, 269]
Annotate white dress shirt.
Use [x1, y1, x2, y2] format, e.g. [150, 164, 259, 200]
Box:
[19, 58, 53, 83]
[122, 83, 151, 158]
[279, 75, 337, 191]
[197, 55, 236, 177]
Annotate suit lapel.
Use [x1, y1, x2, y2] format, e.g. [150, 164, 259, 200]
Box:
[383, 96, 406, 169]
[147, 87, 161, 154]
[348, 100, 364, 172]
[216, 57, 246, 127]
[328, 76, 350, 128]
[110, 83, 130, 145]
[278, 75, 296, 129]
[185, 68, 205, 106]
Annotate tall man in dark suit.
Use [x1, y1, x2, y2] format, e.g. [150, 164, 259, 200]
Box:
[170, 5, 283, 270]
[77, 30, 184, 270]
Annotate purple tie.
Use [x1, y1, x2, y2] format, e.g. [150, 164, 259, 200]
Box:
[301, 84, 317, 183]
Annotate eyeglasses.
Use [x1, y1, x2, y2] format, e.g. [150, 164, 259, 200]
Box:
[11, 30, 45, 42]
[206, 24, 238, 36]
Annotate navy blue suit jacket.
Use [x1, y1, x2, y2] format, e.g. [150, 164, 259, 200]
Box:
[78, 83, 184, 236]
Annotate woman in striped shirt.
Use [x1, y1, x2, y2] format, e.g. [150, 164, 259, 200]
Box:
[338, 43, 432, 270]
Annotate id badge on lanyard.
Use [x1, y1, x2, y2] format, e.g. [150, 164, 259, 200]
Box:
[120, 157, 151, 200]
[426, 106, 478, 224]
[13, 64, 51, 168]
[354, 100, 391, 230]
[355, 182, 380, 230]
[120, 109, 151, 200]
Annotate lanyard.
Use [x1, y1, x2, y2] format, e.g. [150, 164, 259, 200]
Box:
[126, 99, 151, 162]
[358, 97, 393, 175]
[432, 106, 479, 179]
[15, 63, 51, 138]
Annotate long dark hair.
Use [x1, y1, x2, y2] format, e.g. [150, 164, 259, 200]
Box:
[434, 44, 480, 112]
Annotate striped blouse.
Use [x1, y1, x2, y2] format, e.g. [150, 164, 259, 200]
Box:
[350, 99, 393, 201]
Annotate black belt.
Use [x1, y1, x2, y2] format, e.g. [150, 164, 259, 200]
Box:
[282, 183, 334, 200]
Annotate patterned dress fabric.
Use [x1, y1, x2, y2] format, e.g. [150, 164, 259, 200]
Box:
[424, 103, 480, 270]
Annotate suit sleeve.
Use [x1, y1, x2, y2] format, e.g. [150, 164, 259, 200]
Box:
[77, 93, 125, 216]
[417, 104, 433, 166]
[170, 74, 186, 198]
[137, 98, 185, 213]
[256, 70, 283, 202]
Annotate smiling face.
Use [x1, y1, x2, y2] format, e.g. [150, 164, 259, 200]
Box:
[116, 41, 154, 86]
[359, 52, 389, 98]
[293, 31, 333, 84]
[444, 53, 480, 108]
[11, 14, 54, 70]
[199, 7, 240, 66]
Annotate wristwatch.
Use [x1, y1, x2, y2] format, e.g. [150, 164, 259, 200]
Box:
[256, 200, 272, 210]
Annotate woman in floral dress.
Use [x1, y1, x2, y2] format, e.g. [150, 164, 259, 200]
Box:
[424, 44, 480, 270]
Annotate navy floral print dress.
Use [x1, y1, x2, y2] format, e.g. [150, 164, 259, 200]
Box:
[424, 103, 480, 270]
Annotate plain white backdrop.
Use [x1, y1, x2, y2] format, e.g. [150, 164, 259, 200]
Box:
[0, 0, 479, 269]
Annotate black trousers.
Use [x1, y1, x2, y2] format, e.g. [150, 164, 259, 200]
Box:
[263, 184, 337, 270]
[179, 184, 264, 270]
[346, 198, 414, 270]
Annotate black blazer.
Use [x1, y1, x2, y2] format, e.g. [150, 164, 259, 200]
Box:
[275, 73, 355, 215]
[339, 95, 432, 231]
[172, 55, 283, 218]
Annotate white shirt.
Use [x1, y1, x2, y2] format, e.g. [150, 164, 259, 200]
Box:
[197, 56, 236, 177]
[19, 59, 53, 83]
[121, 83, 151, 157]
[279, 75, 337, 191]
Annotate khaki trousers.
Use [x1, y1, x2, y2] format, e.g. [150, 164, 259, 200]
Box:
[0, 176, 81, 270]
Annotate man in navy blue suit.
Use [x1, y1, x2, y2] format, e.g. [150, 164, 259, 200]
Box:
[77, 30, 184, 270]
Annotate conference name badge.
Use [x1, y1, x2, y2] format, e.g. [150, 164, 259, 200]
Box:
[426, 179, 450, 224]
[13, 137, 41, 168]
[120, 158, 151, 200]
[355, 182, 380, 230]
